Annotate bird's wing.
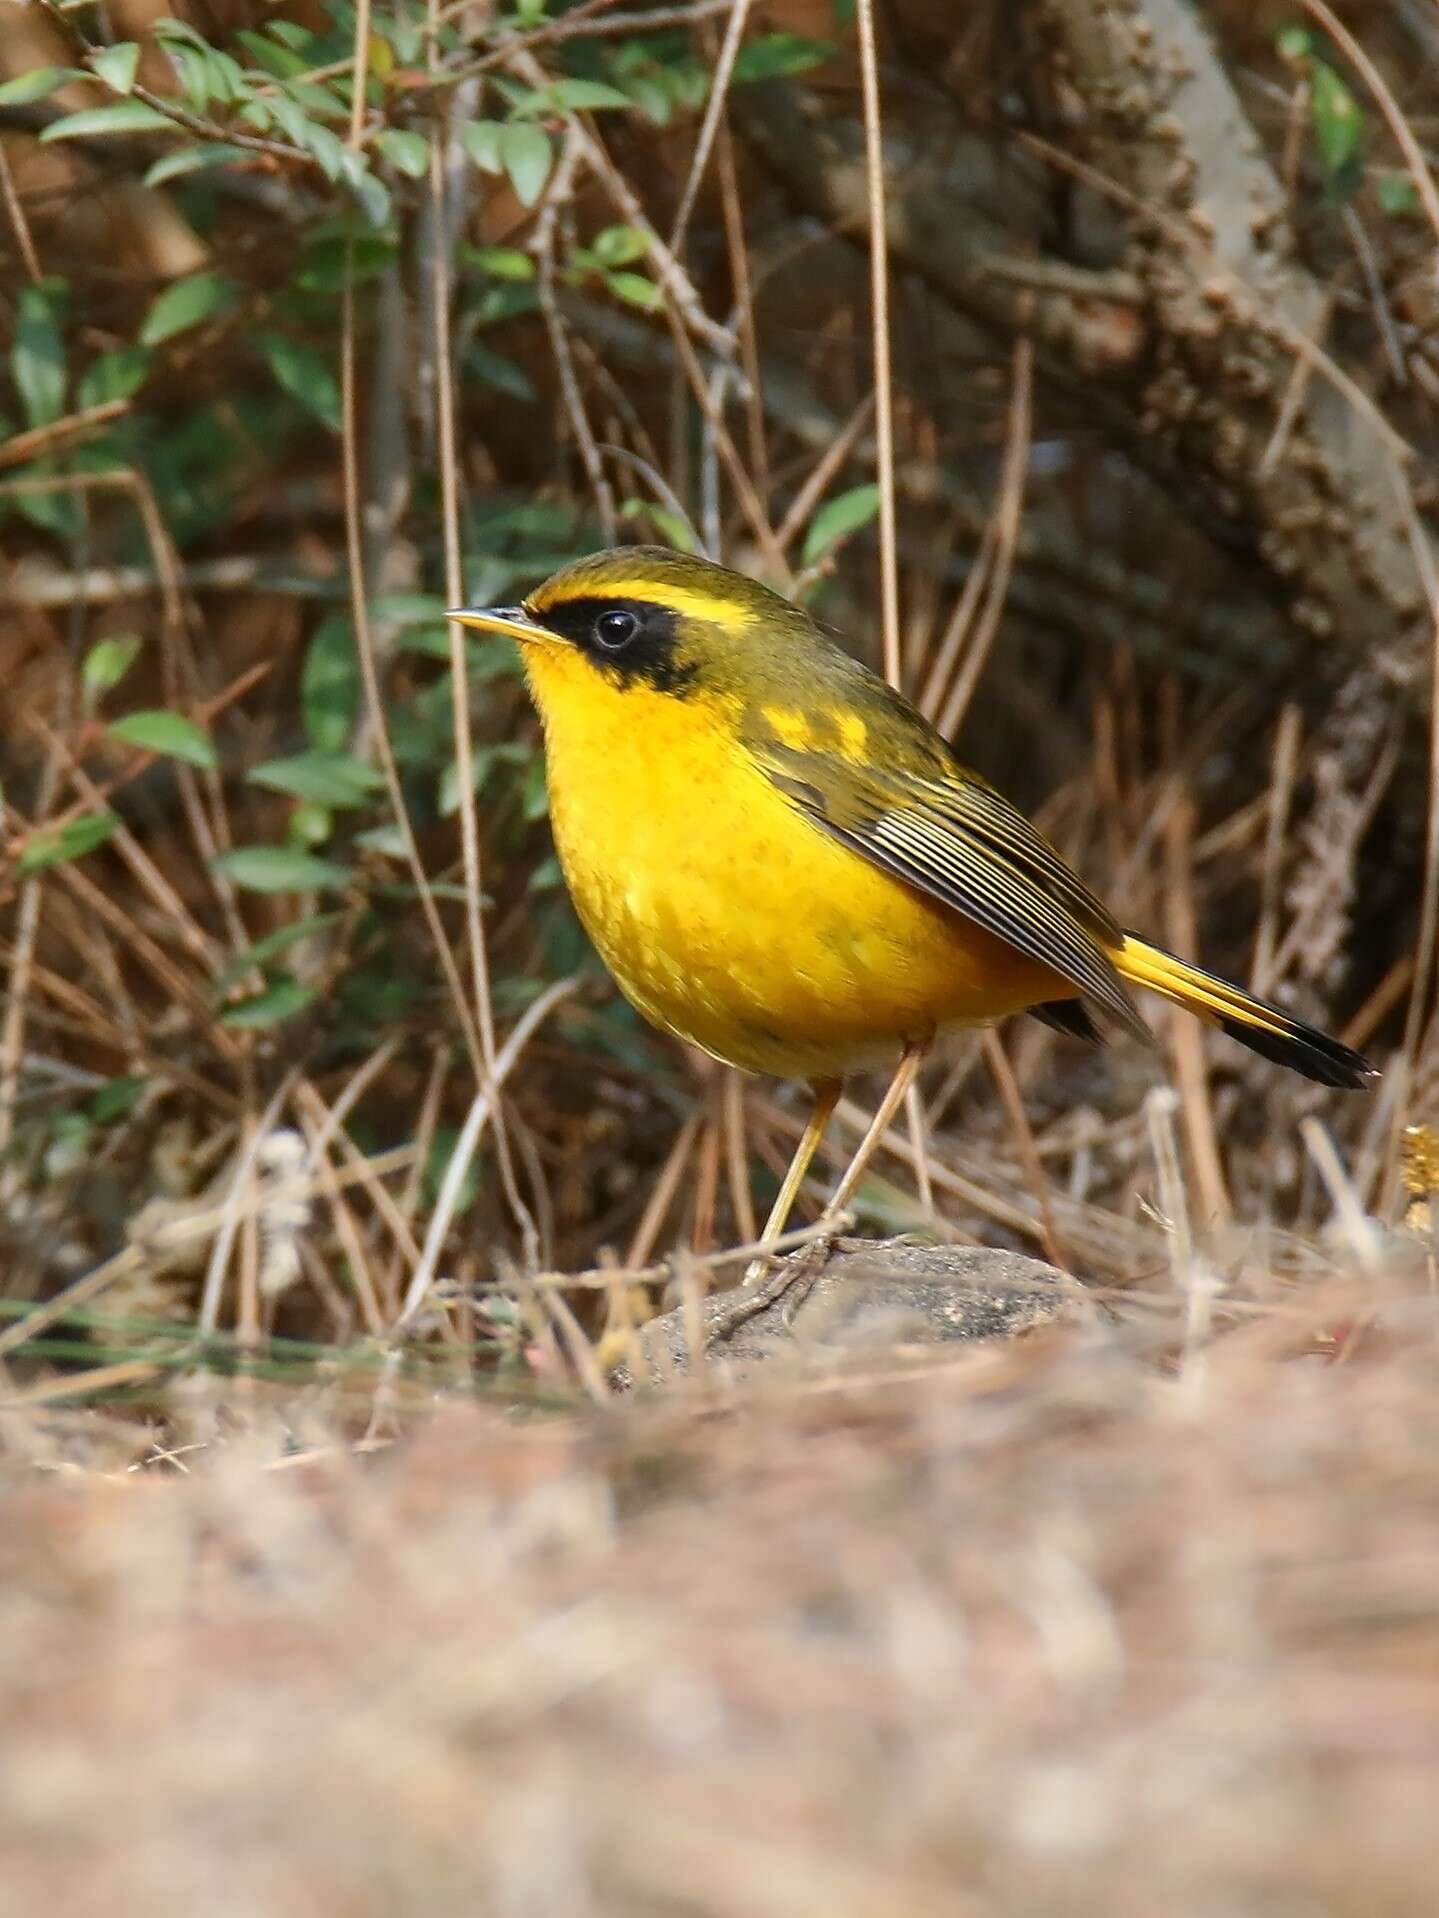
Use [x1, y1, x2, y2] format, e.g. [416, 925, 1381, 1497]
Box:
[751, 737, 1151, 1042]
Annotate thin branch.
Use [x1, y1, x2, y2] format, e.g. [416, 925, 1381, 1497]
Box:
[428, 0, 541, 1261]
[0, 139, 42, 285]
[936, 339, 1033, 739]
[0, 399, 133, 472]
[854, 0, 900, 689]
[666, 0, 753, 257]
[340, 260, 485, 1078]
[535, 130, 618, 537]
[398, 976, 580, 1327]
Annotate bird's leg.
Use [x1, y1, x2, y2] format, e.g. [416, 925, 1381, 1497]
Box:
[758, 1043, 927, 1329]
[743, 1077, 841, 1286]
[711, 1049, 926, 1351]
[821, 1043, 925, 1224]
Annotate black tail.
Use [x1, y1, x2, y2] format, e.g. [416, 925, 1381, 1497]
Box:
[1115, 936, 1376, 1091]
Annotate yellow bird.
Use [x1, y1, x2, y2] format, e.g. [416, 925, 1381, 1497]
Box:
[451, 547, 1373, 1261]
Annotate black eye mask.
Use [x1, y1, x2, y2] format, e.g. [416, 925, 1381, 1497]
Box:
[531, 595, 699, 695]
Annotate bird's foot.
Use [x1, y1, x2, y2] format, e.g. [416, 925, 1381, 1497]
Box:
[708, 1230, 838, 1348]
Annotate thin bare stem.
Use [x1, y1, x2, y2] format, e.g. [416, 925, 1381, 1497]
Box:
[854, 0, 900, 689]
[1162, 788, 1231, 1228]
[936, 340, 1033, 739]
[1297, 0, 1439, 245]
[1251, 702, 1303, 997]
[904, 1080, 933, 1216]
[348, 0, 372, 148]
[428, 8, 540, 1260]
[667, 0, 753, 257]
[0, 400, 132, 472]
[826, 1047, 924, 1221]
[981, 1031, 1068, 1271]
[398, 976, 580, 1327]
[536, 131, 618, 538]
[0, 758, 60, 1175]
[0, 139, 41, 286]
[775, 396, 874, 556]
[198, 1075, 301, 1337]
[340, 262, 485, 1077]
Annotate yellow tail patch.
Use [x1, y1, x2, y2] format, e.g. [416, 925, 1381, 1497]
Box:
[1114, 936, 1375, 1091]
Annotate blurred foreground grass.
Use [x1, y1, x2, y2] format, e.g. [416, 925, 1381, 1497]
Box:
[3, 1240, 1436, 1918]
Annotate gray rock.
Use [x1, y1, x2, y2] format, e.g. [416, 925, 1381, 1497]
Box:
[612, 1237, 1086, 1388]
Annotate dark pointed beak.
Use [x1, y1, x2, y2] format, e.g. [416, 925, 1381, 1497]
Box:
[446, 603, 557, 647]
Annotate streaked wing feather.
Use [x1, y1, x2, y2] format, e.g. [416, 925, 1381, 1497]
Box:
[933, 777, 1121, 944]
[756, 741, 1149, 1043]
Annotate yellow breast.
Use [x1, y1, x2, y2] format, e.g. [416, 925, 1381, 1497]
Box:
[522, 643, 1062, 1080]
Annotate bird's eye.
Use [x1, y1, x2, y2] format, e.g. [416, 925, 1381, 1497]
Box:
[594, 609, 639, 650]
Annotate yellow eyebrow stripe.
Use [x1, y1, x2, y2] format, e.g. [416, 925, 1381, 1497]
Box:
[530, 580, 753, 633]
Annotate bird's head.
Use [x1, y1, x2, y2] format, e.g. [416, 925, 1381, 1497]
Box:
[448, 546, 829, 712]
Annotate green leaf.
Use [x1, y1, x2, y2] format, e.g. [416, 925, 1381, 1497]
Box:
[471, 283, 537, 328]
[465, 341, 536, 402]
[301, 613, 359, 752]
[354, 823, 407, 858]
[152, 19, 222, 52]
[296, 232, 396, 293]
[91, 43, 141, 95]
[12, 284, 66, 430]
[212, 846, 351, 893]
[619, 497, 696, 551]
[91, 1074, 146, 1122]
[258, 335, 341, 431]
[437, 742, 528, 816]
[1311, 60, 1362, 177]
[501, 123, 551, 207]
[375, 128, 429, 178]
[520, 753, 548, 821]
[465, 244, 535, 280]
[591, 223, 647, 267]
[423, 1125, 480, 1218]
[546, 78, 632, 113]
[81, 633, 143, 701]
[733, 34, 835, 83]
[0, 67, 85, 108]
[234, 27, 309, 80]
[288, 800, 332, 845]
[40, 101, 174, 140]
[623, 74, 671, 126]
[139, 272, 237, 347]
[247, 750, 382, 808]
[459, 119, 504, 173]
[370, 593, 449, 624]
[78, 346, 151, 409]
[216, 913, 342, 989]
[802, 482, 881, 566]
[107, 709, 217, 769]
[19, 812, 121, 873]
[388, 622, 453, 660]
[219, 976, 318, 1028]
[336, 150, 391, 227]
[164, 44, 212, 111]
[1377, 171, 1420, 215]
[143, 142, 249, 188]
[606, 270, 663, 312]
[15, 487, 82, 543]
